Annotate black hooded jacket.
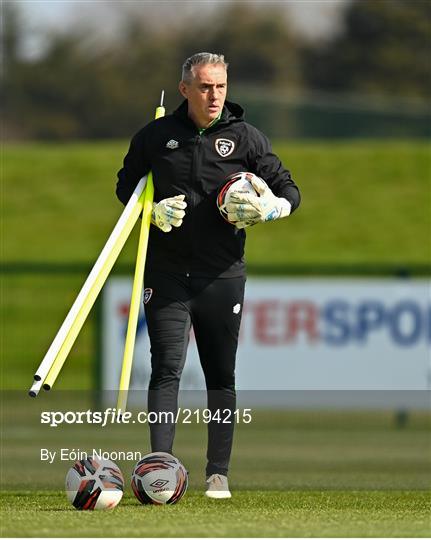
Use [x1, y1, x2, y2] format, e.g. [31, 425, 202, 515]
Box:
[116, 100, 300, 278]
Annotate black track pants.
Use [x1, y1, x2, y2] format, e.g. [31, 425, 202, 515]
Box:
[143, 271, 246, 476]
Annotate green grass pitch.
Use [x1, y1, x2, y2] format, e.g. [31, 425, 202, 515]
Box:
[1, 406, 430, 537]
[1, 490, 430, 537]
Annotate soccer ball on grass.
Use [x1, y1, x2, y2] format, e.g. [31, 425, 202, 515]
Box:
[65, 457, 124, 510]
[131, 452, 188, 505]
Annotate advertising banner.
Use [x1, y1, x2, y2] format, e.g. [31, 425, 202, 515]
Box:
[101, 278, 430, 407]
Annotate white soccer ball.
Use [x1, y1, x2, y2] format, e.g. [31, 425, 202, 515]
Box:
[65, 457, 124, 510]
[131, 452, 188, 505]
[217, 171, 259, 224]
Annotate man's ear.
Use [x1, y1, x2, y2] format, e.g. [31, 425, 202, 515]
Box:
[179, 81, 188, 99]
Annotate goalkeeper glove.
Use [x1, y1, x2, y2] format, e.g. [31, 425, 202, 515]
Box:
[226, 176, 291, 229]
[151, 194, 187, 233]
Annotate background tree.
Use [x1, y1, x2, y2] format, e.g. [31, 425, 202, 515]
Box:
[2, 0, 430, 139]
[302, 0, 431, 100]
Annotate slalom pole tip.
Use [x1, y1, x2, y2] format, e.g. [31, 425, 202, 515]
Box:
[29, 379, 43, 397]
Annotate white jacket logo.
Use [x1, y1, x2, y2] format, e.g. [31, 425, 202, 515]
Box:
[215, 138, 235, 157]
[166, 139, 179, 149]
[143, 288, 153, 304]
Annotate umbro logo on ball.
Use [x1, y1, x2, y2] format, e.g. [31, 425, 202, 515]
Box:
[215, 138, 235, 157]
[149, 479, 169, 488]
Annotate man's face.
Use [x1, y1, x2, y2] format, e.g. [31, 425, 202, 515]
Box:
[179, 63, 227, 129]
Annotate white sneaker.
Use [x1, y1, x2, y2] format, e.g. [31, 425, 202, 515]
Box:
[205, 474, 232, 499]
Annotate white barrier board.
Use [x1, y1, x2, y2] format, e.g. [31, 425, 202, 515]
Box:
[101, 278, 430, 405]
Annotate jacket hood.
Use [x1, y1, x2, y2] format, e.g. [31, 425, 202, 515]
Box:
[174, 99, 244, 124]
[223, 100, 245, 121]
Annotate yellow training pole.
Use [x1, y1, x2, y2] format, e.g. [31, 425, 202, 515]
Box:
[116, 91, 165, 412]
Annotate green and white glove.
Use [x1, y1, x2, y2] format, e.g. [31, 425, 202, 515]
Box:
[226, 176, 291, 229]
[151, 194, 187, 233]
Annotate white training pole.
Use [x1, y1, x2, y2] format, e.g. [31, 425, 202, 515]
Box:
[31, 176, 148, 387]
[28, 379, 43, 398]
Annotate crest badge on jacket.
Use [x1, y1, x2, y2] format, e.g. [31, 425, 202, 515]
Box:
[215, 138, 235, 157]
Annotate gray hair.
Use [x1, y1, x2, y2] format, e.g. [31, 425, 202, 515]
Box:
[181, 52, 228, 84]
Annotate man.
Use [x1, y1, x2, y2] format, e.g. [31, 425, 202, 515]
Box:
[116, 52, 300, 498]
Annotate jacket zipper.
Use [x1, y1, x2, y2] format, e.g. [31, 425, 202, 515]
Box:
[187, 134, 203, 275]
[191, 134, 202, 182]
